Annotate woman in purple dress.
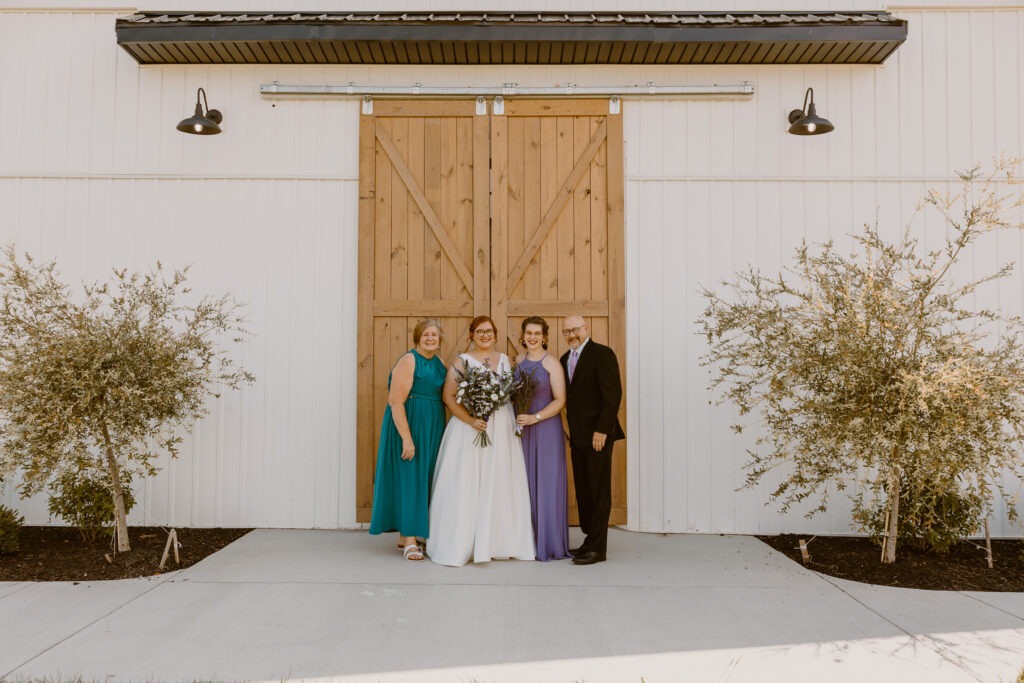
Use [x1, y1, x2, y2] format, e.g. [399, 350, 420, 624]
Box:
[514, 316, 570, 561]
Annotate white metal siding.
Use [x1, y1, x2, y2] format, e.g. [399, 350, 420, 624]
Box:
[1, 5, 1023, 535]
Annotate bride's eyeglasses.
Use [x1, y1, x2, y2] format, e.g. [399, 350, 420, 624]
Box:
[474, 328, 496, 337]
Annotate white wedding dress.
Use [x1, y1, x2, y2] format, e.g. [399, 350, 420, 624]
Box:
[427, 353, 536, 566]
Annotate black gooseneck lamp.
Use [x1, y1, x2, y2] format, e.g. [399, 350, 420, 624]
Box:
[787, 87, 834, 136]
[177, 87, 223, 135]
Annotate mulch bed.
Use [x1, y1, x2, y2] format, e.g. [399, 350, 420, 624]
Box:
[0, 526, 251, 582]
[758, 534, 1024, 591]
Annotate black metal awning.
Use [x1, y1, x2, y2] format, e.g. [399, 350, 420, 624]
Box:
[115, 11, 907, 66]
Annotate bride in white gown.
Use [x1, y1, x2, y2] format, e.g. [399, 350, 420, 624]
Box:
[427, 316, 535, 567]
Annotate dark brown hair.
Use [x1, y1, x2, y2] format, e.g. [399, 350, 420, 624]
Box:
[468, 315, 498, 339]
[520, 316, 549, 350]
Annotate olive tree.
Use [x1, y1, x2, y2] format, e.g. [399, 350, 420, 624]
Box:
[699, 160, 1024, 563]
[0, 247, 253, 551]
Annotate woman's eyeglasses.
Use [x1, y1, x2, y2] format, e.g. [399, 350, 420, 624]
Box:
[474, 328, 496, 337]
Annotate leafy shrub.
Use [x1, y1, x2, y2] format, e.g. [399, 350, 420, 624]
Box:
[855, 475, 984, 554]
[0, 503, 24, 554]
[48, 470, 135, 543]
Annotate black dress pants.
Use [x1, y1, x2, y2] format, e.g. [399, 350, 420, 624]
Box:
[570, 441, 613, 556]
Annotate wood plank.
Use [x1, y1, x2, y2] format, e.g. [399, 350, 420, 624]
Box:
[372, 316, 390, 505]
[424, 117, 442, 301]
[391, 117, 409, 302]
[606, 108, 627, 527]
[506, 118, 607, 293]
[556, 116, 575, 303]
[507, 116, 526, 303]
[376, 124, 474, 293]
[491, 112, 509, 351]
[522, 116, 541, 305]
[590, 115, 609, 301]
[504, 99, 610, 117]
[473, 108, 490, 317]
[373, 299, 474, 316]
[540, 116, 558, 304]
[506, 300, 608, 316]
[440, 117, 458, 303]
[456, 116, 475, 300]
[573, 115, 593, 303]
[375, 120, 393, 303]
[407, 117, 425, 302]
[373, 100, 478, 117]
[356, 110, 377, 521]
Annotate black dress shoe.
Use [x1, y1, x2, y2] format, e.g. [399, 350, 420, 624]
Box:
[572, 550, 606, 565]
[568, 546, 588, 558]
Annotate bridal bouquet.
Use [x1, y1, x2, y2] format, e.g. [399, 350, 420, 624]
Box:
[510, 365, 540, 437]
[454, 362, 519, 447]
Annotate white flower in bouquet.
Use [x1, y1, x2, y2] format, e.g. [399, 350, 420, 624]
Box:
[453, 362, 520, 447]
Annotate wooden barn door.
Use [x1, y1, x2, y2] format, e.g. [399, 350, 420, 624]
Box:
[358, 98, 625, 526]
[356, 101, 490, 520]
[491, 100, 626, 525]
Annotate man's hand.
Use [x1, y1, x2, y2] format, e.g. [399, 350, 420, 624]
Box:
[592, 432, 607, 451]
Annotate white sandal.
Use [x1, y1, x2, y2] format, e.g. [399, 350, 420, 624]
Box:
[403, 544, 424, 561]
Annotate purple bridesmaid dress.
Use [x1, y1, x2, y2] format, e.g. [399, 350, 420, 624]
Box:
[519, 356, 570, 561]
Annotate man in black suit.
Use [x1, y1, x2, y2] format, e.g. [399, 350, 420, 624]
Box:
[560, 314, 624, 565]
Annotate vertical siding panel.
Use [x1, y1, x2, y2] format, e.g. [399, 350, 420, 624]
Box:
[0, 14, 27, 170]
[756, 67, 783, 177]
[639, 101, 665, 178]
[635, 180, 665, 531]
[288, 179, 318, 527]
[898, 11, 926, 176]
[314, 181, 346, 528]
[706, 181, 740, 532]
[732, 69, 758, 177]
[921, 12, 949, 175]
[945, 12, 973, 172]
[709, 70, 736, 178]
[969, 12, 997, 161]
[661, 101, 685, 177]
[992, 11, 1022, 158]
[684, 182, 712, 531]
[825, 68, 852, 177]
[725, 181, 761, 532]
[850, 69, 877, 177]
[686, 100, 711, 177]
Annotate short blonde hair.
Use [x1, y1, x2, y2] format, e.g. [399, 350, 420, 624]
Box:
[413, 318, 443, 345]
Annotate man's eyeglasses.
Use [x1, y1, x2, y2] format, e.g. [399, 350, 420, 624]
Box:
[561, 326, 584, 336]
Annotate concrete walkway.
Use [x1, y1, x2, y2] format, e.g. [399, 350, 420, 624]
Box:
[2, 529, 1022, 682]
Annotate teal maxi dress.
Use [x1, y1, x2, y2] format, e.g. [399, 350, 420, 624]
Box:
[369, 349, 447, 539]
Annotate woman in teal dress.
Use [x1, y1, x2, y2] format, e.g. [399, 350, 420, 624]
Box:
[369, 319, 447, 560]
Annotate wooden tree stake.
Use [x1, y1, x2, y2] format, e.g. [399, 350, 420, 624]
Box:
[798, 539, 810, 564]
[984, 518, 993, 569]
[159, 529, 179, 570]
[880, 507, 891, 563]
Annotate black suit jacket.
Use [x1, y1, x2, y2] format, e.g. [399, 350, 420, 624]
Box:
[560, 339, 626, 448]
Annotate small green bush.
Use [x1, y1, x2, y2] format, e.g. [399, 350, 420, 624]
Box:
[48, 470, 135, 543]
[0, 503, 25, 554]
[856, 474, 984, 554]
